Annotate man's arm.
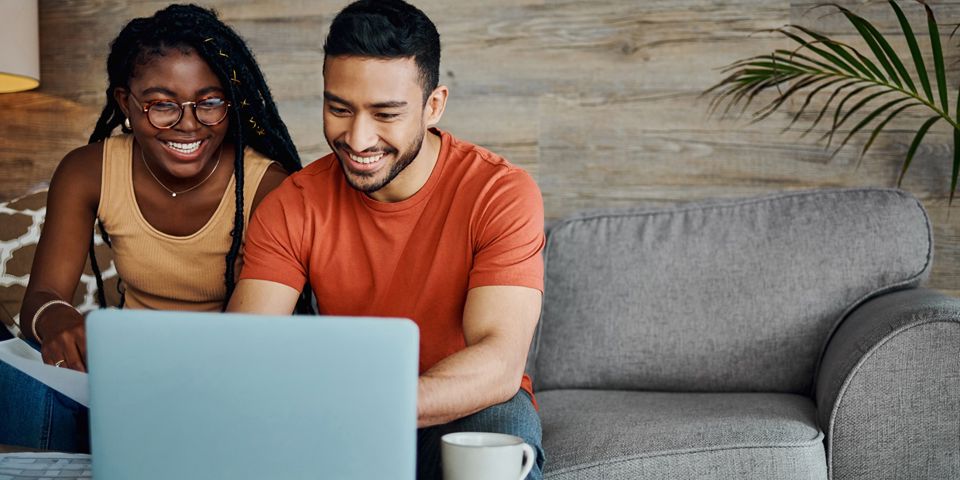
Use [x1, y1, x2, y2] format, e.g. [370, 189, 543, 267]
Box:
[417, 285, 541, 428]
[227, 279, 301, 315]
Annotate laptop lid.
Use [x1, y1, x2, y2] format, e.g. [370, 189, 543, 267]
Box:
[86, 310, 419, 480]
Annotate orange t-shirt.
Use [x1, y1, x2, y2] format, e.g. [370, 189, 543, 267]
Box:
[240, 129, 544, 400]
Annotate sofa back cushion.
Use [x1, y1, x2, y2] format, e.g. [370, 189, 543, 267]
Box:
[532, 188, 932, 394]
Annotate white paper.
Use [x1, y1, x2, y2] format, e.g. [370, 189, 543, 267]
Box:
[0, 339, 88, 407]
[0, 452, 92, 479]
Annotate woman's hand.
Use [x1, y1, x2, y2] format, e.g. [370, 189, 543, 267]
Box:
[37, 306, 87, 372]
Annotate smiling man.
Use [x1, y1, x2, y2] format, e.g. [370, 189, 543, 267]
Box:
[226, 0, 546, 478]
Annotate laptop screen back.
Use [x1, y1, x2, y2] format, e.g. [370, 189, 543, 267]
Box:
[86, 310, 418, 480]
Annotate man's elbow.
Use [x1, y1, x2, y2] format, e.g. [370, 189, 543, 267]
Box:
[494, 355, 527, 403]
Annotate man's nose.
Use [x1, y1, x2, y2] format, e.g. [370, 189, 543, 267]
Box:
[344, 115, 378, 153]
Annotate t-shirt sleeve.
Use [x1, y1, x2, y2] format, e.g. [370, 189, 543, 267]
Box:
[468, 169, 545, 291]
[239, 178, 309, 292]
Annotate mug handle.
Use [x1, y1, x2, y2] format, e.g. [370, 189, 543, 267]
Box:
[518, 442, 536, 480]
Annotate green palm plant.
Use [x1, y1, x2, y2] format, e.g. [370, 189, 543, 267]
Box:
[707, 0, 959, 204]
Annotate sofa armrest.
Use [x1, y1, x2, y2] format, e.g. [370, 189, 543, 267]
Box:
[815, 288, 960, 480]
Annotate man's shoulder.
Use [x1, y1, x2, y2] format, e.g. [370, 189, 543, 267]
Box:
[294, 153, 339, 180]
[441, 130, 535, 188]
[273, 153, 339, 193]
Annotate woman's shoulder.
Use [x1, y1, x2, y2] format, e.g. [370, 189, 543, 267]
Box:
[52, 141, 105, 190]
[60, 141, 104, 168]
[46, 141, 106, 212]
[242, 145, 280, 170]
[247, 149, 291, 213]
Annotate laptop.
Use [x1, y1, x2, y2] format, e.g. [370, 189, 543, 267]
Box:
[85, 310, 419, 480]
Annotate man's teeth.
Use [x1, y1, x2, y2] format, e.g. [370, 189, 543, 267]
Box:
[165, 140, 202, 154]
[349, 152, 383, 164]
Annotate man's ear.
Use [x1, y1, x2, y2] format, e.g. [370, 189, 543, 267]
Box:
[113, 87, 132, 120]
[423, 85, 448, 127]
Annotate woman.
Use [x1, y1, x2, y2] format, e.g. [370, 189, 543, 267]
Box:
[1, 4, 307, 451]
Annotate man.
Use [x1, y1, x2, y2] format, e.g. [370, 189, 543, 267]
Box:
[227, 0, 546, 478]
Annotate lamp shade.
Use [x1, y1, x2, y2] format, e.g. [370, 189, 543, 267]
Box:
[0, 0, 39, 93]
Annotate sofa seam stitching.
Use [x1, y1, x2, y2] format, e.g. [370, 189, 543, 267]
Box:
[548, 187, 901, 231]
[548, 431, 825, 476]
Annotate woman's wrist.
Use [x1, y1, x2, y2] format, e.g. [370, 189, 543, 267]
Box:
[31, 299, 78, 342]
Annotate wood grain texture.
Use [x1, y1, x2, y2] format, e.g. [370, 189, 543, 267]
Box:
[1, 0, 956, 296]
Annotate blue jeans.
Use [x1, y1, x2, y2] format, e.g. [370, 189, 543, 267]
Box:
[0, 340, 89, 452]
[417, 390, 545, 480]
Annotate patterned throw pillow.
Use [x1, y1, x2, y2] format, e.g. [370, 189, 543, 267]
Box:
[0, 189, 120, 338]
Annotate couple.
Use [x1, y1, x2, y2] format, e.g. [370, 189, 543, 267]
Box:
[0, 1, 545, 478]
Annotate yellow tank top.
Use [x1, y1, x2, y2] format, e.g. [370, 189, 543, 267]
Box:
[97, 134, 275, 311]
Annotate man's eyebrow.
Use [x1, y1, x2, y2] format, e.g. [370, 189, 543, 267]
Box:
[323, 92, 408, 110]
[370, 100, 408, 109]
[323, 92, 354, 108]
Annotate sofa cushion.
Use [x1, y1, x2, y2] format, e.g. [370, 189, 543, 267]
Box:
[539, 390, 826, 479]
[533, 188, 931, 393]
[0, 189, 119, 338]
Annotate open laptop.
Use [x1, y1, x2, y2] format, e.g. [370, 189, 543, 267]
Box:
[85, 310, 419, 480]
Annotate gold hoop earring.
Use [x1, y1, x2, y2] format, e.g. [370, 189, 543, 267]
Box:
[124, 118, 131, 129]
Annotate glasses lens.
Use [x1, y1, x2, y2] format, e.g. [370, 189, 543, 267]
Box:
[196, 98, 229, 126]
[147, 101, 182, 128]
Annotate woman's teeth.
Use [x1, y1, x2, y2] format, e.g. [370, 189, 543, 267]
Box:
[349, 152, 383, 164]
[165, 140, 202, 154]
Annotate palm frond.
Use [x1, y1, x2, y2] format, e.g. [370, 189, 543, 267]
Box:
[952, 129, 959, 205]
[837, 5, 908, 90]
[889, 0, 935, 103]
[800, 79, 863, 138]
[789, 24, 879, 81]
[706, 1, 959, 202]
[954, 66, 959, 205]
[783, 77, 848, 132]
[833, 97, 912, 157]
[831, 89, 894, 135]
[824, 84, 884, 145]
[924, 3, 950, 116]
[859, 102, 922, 160]
[898, 116, 941, 186]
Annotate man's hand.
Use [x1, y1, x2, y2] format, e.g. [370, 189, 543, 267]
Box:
[37, 305, 88, 372]
[226, 278, 302, 315]
[417, 285, 541, 427]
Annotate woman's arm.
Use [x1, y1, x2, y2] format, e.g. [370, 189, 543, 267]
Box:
[251, 162, 288, 212]
[20, 143, 103, 372]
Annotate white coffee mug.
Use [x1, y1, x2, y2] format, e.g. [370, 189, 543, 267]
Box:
[441, 432, 536, 480]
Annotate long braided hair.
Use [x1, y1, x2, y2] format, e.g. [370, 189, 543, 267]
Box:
[87, 4, 313, 313]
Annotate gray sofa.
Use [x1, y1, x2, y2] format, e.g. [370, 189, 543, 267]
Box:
[530, 188, 960, 479]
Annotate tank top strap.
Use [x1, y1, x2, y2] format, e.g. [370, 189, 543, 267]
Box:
[239, 148, 278, 225]
[97, 134, 135, 224]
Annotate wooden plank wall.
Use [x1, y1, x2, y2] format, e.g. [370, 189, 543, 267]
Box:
[1, 0, 957, 296]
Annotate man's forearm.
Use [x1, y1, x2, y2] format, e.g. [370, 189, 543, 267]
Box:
[417, 335, 526, 428]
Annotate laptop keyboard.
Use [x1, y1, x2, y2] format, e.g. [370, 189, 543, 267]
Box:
[0, 453, 91, 479]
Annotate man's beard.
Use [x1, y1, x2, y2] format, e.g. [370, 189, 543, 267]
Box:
[331, 129, 425, 195]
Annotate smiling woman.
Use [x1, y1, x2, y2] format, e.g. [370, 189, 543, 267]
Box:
[0, 4, 308, 452]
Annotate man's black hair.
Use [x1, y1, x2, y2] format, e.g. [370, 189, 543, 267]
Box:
[87, 3, 314, 314]
[323, 0, 441, 102]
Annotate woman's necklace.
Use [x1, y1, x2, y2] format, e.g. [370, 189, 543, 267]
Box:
[140, 144, 223, 198]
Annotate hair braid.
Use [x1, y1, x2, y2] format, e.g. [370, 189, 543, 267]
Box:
[223, 86, 245, 308]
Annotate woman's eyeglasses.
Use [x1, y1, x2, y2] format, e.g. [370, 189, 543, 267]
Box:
[129, 92, 231, 129]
